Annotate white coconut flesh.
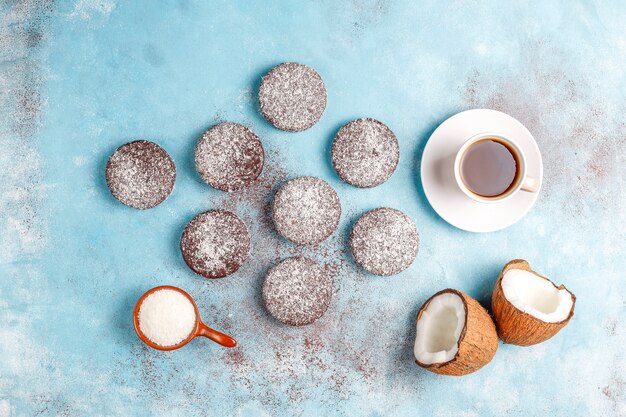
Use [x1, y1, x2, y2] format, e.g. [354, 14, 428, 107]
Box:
[502, 269, 574, 323]
[414, 292, 466, 365]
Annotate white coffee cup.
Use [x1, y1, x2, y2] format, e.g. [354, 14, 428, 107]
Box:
[454, 132, 539, 203]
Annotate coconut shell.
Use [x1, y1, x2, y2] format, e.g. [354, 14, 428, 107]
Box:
[415, 289, 498, 376]
[491, 259, 576, 346]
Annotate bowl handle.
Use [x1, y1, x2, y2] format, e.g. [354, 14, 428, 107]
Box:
[196, 322, 237, 348]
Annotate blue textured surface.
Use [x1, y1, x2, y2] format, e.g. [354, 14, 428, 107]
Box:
[1, 1, 625, 416]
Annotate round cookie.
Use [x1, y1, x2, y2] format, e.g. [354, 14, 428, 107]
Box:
[272, 176, 341, 245]
[262, 257, 332, 326]
[105, 140, 176, 209]
[350, 207, 419, 276]
[331, 118, 399, 188]
[180, 209, 250, 279]
[195, 122, 264, 192]
[259, 62, 327, 132]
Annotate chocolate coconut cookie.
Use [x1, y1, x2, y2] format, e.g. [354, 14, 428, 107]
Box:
[258, 62, 327, 132]
[195, 122, 264, 192]
[180, 209, 250, 279]
[105, 140, 176, 209]
[331, 118, 399, 188]
[272, 176, 341, 245]
[350, 207, 419, 276]
[262, 257, 332, 326]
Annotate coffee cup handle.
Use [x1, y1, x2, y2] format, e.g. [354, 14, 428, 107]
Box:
[521, 176, 539, 193]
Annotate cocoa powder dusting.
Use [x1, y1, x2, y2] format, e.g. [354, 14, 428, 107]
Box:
[180, 150, 388, 405]
[460, 40, 626, 218]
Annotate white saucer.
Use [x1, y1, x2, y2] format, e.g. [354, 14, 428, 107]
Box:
[420, 109, 543, 233]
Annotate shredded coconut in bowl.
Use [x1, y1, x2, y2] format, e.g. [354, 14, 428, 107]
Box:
[138, 289, 197, 347]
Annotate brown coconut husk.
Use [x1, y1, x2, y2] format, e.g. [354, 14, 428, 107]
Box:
[415, 289, 498, 376]
[491, 259, 576, 346]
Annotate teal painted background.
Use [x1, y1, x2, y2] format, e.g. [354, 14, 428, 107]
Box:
[1, 1, 624, 416]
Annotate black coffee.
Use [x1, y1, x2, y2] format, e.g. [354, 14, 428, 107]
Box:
[460, 139, 519, 198]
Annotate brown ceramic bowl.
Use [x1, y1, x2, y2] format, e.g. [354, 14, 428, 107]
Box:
[133, 285, 237, 351]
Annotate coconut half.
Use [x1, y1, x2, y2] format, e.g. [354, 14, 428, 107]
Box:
[492, 259, 576, 346]
[414, 289, 498, 376]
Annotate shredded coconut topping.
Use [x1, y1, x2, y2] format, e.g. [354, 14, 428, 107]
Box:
[138, 289, 197, 347]
[180, 209, 250, 278]
[105, 140, 176, 209]
[331, 118, 399, 188]
[272, 176, 341, 245]
[350, 207, 419, 276]
[259, 62, 327, 132]
[195, 122, 264, 192]
[262, 257, 332, 326]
